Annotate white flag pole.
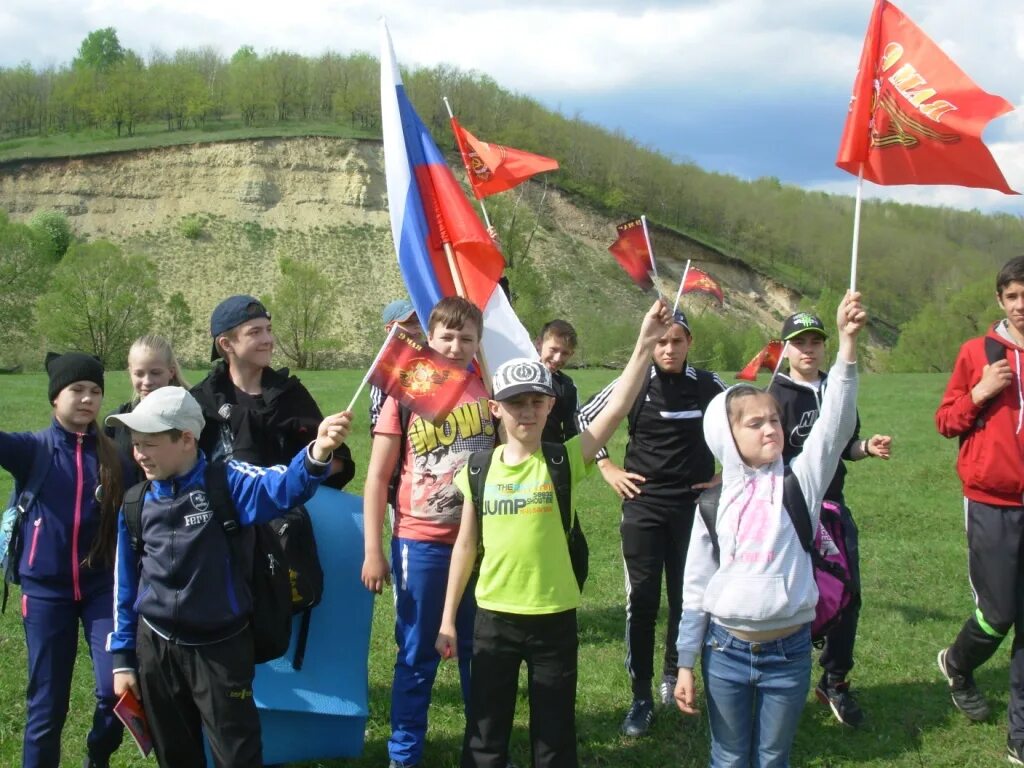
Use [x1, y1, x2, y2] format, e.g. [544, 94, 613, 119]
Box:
[765, 341, 790, 391]
[346, 324, 400, 413]
[849, 163, 864, 292]
[672, 259, 692, 314]
[443, 96, 494, 232]
[640, 215, 664, 302]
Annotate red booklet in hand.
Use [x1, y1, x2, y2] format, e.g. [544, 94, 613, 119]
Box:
[113, 689, 153, 757]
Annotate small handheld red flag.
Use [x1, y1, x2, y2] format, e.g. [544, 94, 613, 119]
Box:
[737, 340, 785, 381]
[836, 0, 1016, 193]
[609, 219, 653, 290]
[681, 267, 724, 305]
[450, 118, 559, 200]
[368, 329, 473, 425]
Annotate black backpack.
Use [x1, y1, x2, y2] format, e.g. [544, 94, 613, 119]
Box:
[122, 462, 313, 667]
[466, 442, 589, 592]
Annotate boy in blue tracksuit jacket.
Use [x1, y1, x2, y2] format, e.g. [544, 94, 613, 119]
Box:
[105, 386, 352, 768]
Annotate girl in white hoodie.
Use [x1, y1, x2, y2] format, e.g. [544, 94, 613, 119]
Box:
[673, 291, 865, 768]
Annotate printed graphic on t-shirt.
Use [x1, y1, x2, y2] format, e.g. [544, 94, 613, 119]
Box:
[480, 480, 554, 517]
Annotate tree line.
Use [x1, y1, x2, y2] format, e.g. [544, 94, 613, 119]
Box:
[2, 28, 1022, 371]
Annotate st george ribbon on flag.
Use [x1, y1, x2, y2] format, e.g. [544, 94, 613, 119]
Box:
[836, 0, 1016, 194]
[450, 118, 559, 200]
[368, 328, 473, 425]
[379, 20, 537, 372]
[736, 340, 785, 382]
[608, 218, 654, 290]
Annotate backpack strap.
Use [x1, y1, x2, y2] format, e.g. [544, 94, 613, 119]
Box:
[781, 468, 814, 554]
[121, 480, 152, 553]
[696, 484, 722, 564]
[626, 366, 656, 438]
[206, 461, 241, 536]
[293, 607, 313, 671]
[985, 336, 1005, 365]
[540, 443, 573, 534]
[467, 449, 496, 518]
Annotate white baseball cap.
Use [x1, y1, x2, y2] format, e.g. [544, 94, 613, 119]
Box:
[105, 386, 205, 436]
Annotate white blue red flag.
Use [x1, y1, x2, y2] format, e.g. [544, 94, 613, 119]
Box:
[380, 21, 537, 372]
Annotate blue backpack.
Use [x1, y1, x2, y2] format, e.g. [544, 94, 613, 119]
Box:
[1, 431, 55, 611]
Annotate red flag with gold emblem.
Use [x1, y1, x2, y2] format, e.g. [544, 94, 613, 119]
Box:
[836, 0, 1016, 193]
[608, 219, 654, 290]
[681, 267, 724, 305]
[450, 118, 559, 200]
[368, 328, 472, 425]
[737, 340, 785, 381]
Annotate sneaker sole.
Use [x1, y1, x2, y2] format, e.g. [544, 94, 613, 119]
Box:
[937, 648, 990, 722]
[1009, 750, 1024, 766]
[937, 648, 954, 687]
[814, 686, 860, 728]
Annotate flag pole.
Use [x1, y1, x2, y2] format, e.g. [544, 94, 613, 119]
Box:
[640, 215, 665, 302]
[849, 163, 864, 292]
[442, 241, 493, 392]
[443, 96, 494, 232]
[672, 259, 692, 314]
[346, 324, 400, 413]
[765, 341, 790, 391]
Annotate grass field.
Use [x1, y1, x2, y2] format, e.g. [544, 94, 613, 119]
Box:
[0, 369, 1009, 767]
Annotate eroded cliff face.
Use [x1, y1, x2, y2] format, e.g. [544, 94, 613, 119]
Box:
[0, 136, 807, 367]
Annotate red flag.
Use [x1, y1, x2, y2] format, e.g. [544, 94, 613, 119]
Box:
[450, 118, 559, 199]
[608, 219, 653, 290]
[736, 340, 785, 381]
[368, 329, 473, 425]
[682, 267, 724, 305]
[836, 0, 1016, 193]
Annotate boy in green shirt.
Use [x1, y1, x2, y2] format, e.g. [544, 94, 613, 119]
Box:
[436, 299, 671, 768]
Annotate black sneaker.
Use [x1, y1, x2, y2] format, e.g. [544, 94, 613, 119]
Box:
[937, 647, 990, 722]
[815, 673, 865, 728]
[659, 674, 677, 706]
[621, 698, 655, 736]
[1009, 738, 1024, 766]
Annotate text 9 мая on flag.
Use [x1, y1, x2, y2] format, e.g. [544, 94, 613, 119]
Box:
[368, 329, 473, 426]
[608, 219, 654, 290]
[450, 118, 559, 200]
[836, 0, 1016, 193]
[737, 340, 785, 381]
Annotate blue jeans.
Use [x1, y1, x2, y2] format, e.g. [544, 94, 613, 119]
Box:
[702, 622, 811, 768]
[389, 537, 476, 766]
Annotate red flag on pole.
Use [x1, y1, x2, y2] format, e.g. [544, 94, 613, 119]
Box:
[609, 219, 654, 290]
[737, 340, 785, 381]
[450, 118, 559, 200]
[681, 267, 724, 305]
[836, 0, 1016, 193]
[368, 329, 473, 425]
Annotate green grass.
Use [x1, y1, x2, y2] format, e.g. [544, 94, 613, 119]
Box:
[0, 370, 1007, 766]
[0, 119, 377, 163]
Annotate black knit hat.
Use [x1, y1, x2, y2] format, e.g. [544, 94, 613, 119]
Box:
[46, 352, 104, 403]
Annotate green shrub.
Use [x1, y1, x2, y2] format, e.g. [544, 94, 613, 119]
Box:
[179, 214, 204, 240]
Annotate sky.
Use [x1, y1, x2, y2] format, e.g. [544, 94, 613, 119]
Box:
[2, 0, 1021, 215]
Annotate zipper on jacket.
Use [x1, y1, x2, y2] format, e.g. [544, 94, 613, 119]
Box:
[28, 518, 42, 567]
[72, 433, 84, 601]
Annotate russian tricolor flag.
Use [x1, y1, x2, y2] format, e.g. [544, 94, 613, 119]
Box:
[380, 21, 537, 376]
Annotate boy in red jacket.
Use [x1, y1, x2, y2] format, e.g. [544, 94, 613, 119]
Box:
[936, 255, 1024, 763]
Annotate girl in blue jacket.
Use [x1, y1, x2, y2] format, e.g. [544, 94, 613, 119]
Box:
[1, 353, 129, 768]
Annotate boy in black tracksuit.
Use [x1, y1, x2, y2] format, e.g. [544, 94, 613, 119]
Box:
[191, 294, 355, 488]
[577, 310, 724, 736]
[105, 386, 352, 768]
[538, 319, 581, 444]
[768, 311, 892, 728]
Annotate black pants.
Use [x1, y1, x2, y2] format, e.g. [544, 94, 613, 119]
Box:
[462, 608, 578, 768]
[947, 501, 1024, 738]
[818, 503, 862, 678]
[137, 622, 263, 768]
[621, 494, 696, 697]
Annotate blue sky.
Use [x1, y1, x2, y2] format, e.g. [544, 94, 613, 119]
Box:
[2, 0, 1021, 213]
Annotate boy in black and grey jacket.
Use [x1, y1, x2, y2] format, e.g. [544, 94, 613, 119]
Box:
[577, 310, 724, 736]
[768, 311, 891, 728]
[105, 386, 351, 768]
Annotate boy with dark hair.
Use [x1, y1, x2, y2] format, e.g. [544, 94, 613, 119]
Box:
[577, 309, 725, 736]
[537, 319, 580, 444]
[936, 255, 1024, 762]
[105, 386, 352, 767]
[362, 296, 496, 768]
[191, 294, 354, 488]
[769, 311, 892, 728]
[437, 300, 672, 768]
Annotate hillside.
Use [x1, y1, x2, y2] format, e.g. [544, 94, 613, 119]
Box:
[0, 136, 812, 369]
